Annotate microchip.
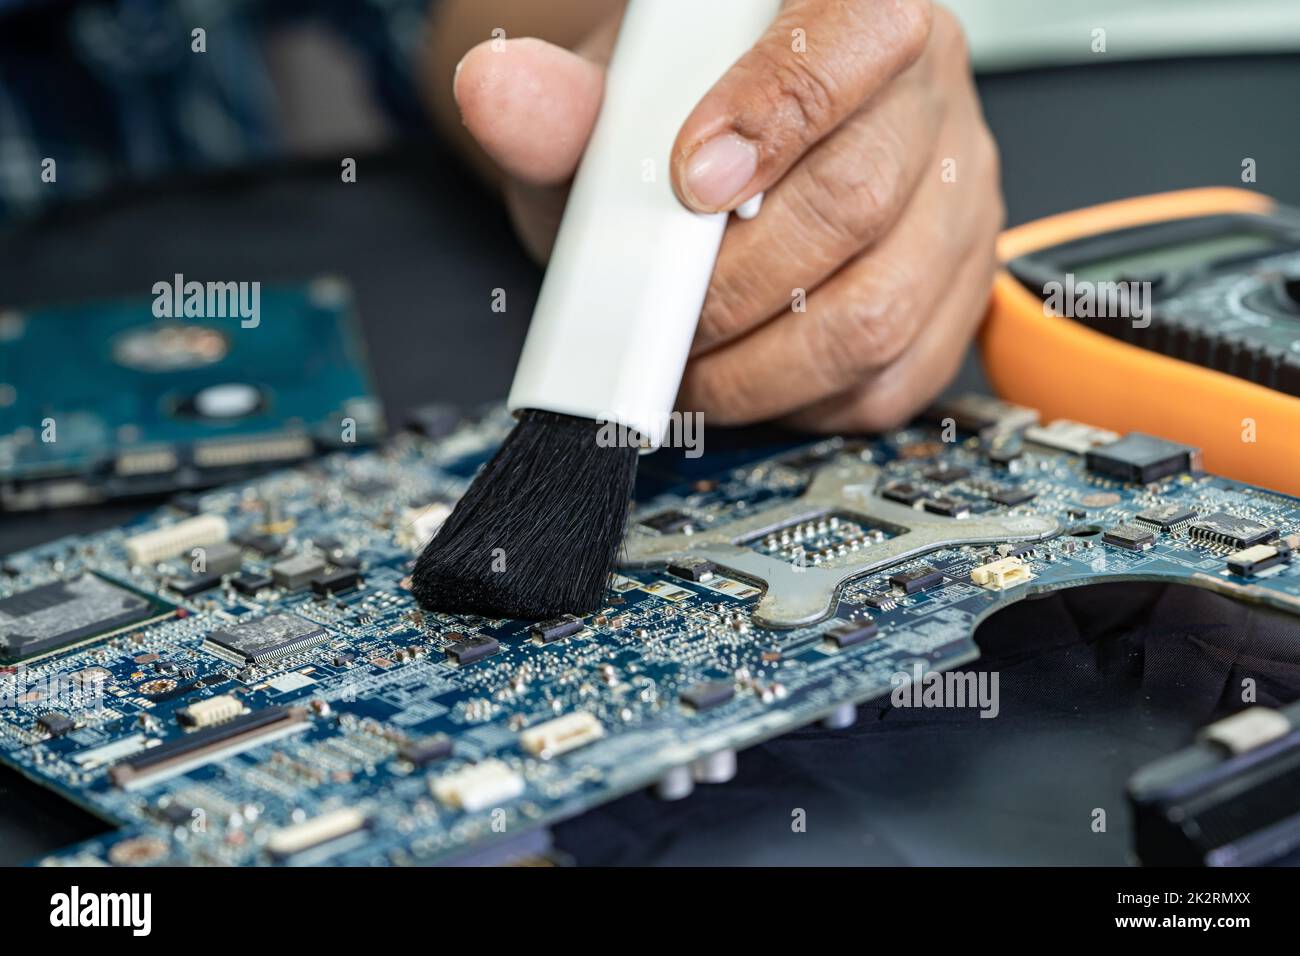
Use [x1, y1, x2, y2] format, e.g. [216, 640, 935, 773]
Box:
[997, 543, 1037, 559]
[38, 712, 76, 737]
[680, 680, 735, 712]
[924, 464, 969, 485]
[199, 542, 244, 576]
[169, 492, 204, 515]
[158, 801, 196, 827]
[639, 510, 694, 534]
[1085, 433, 1199, 484]
[531, 616, 584, 644]
[1135, 504, 1197, 530]
[1190, 512, 1278, 550]
[399, 734, 454, 767]
[235, 532, 283, 556]
[1102, 524, 1156, 551]
[825, 618, 879, 648]
[271, 554, 326, 591]
[203, 613, 328, 665]
[230, 572, 273, 596]
[860, 591, 897, 611]
[310, 569, 362, 596]
[988, 486, 1035, 507]
[667, 559, 716, 582]
[0, 574, 163, 663]
[881, 482, 924, 506]
[922, 497, 970, 518]
[166, 571, 223, 597]
[889, 565, 945, 594]
[445, 635, 499, 666]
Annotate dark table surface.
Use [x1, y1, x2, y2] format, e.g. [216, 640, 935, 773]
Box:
[3, 54, 1300, 865]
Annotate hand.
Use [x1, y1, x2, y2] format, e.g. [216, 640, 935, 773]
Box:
[443, 0, 1003, 432]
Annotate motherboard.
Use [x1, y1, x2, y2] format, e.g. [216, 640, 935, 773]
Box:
[3, 395, 1300, 866]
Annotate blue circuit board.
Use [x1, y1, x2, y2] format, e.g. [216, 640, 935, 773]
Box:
[2, 397, 1299, 866]
[0, 278, 383, 509]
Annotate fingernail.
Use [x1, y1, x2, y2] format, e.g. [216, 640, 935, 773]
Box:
[683, 133, 758, 211]
[452, 55, 467, 105]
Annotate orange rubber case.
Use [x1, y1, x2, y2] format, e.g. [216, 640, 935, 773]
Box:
[981, 187, 1300, 495]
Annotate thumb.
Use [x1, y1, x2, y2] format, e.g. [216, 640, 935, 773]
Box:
[670, 0, 932, 213]
[454, 36, 606, 187]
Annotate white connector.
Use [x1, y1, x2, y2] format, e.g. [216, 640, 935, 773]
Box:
[124, 514, 228, 565]
[520, 711, 604, 759]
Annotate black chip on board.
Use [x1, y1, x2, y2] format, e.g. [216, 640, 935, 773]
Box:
[667, 559, 716, 582]
[889, 565, 945, 594]
[1135, 504, 1197, 530]
[399, 734, 454, 767]
[230, 572, 273, 596]
[169, 492, 204, 515]
[826, 618, 879, 648]
[998, 543, 1037, 559]
[271, 555, 326, 591]
[881, 482, 924, 506]
[924, 465, 970, 485]
[640, 510, 694, 534]
[445, 635, 500, 666]
[1189, 512, 1277, 550]
[0, 574, 160, 663]
[38, 712, 76, 737]
[988, 486, 1036, 507]
[923, 497, 970, 518]
[203, 613, 328, 665]
[310, 569, 362, 596]
[531, 616, 584, 644]
[1103, 524, 1156, 551]
[167, 572, 223, 597]
[235, 532, 283, 557]
[680, 680, 735, 712]
[159, 802, 195, 827]
[1085, 433, 1198, 484]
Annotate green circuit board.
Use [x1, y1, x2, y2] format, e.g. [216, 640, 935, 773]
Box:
[0, 278, 383, 510]
[2, 396, 1299, 866]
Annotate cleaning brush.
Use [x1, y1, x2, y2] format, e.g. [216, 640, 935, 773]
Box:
[412, 0, 781, 620]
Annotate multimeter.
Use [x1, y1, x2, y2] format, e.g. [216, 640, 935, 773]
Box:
[982, 188, 1300, 495]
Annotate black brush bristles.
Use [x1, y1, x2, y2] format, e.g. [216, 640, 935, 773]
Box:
[410, 410, 639, 620]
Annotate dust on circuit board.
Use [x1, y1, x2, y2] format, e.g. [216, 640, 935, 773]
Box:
[2, 396, 1300, 866]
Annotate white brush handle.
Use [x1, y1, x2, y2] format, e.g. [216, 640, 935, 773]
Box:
[507, 0, 781, 448]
